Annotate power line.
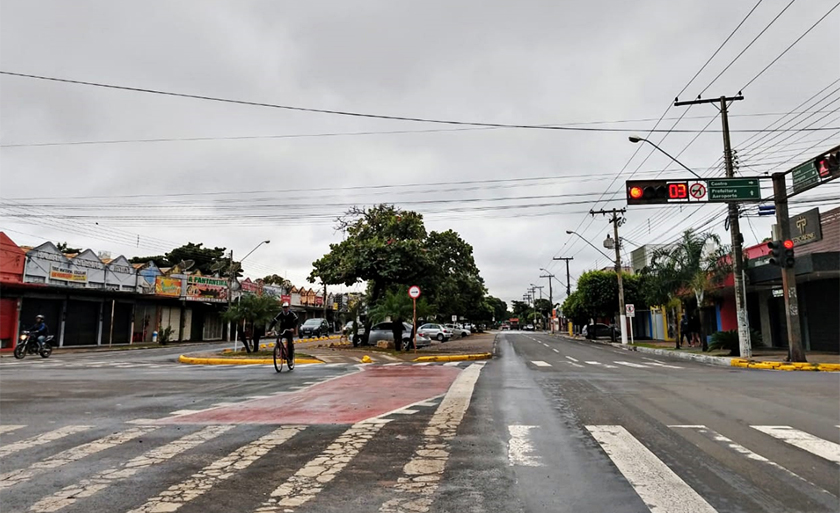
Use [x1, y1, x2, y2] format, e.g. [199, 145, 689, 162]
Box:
[1, 71, 837, 134]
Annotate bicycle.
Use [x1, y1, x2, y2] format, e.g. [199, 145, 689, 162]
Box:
[273, 329, 295, 373]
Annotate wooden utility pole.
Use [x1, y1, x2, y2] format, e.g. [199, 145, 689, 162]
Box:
[552, 257, 573, 296]
[772, 173, 806, 362]
[590, 208, 627, 344]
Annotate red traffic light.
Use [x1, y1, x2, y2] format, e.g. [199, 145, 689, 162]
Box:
[783, 239, 794, 249]
[629, 186, 644, 199]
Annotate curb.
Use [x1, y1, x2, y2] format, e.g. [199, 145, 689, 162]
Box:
[178, 355, 323, 366]
[730, 358, 839, 372]
[413, 353, 493, 363]
[558, 334, 733, 367]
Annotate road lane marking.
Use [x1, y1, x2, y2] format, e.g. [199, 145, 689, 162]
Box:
[0, 425, 25, 435]
[552, 348, 559, 353]
[0, 426, 157, 490]
[127, 426, 305, 513]
[508, 425, 543, 467]
[414, 362, 433, 366]
[256, 419, 391, 511]
[586, 425, 717, 513]
[614, 361, 648, 368]
[380, 363, 483, 513]
[530, 361, 552, 367]
[0, 425, 91, 458]
[566, 356, 579, 362]
[443, 362, 461, 366]
[641, 358, 683, 369]
[751, 426, 840, 464]
[31, 425, 233, 512]
[566, 362, 585, 368]
[672, 425, 838, 509]
[585, 361, 602, 365]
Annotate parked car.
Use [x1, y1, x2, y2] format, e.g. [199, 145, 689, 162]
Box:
[418, 323, 452, 342]
[367, 322, 431, 349]
[582, 323, 621, 339]
[456, 324, 471, 337]
[299, 318, 330, 338]
[523, 324, 535, 331]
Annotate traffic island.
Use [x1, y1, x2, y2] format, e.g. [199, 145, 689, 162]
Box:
[178, 352, 323, 365]
[413, 353, 493, 363]
[730, 359, 840, 372]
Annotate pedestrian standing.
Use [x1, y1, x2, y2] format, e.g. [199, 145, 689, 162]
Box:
[689, 313, 701, 349]
[252, 322, 264, 353]
[678, 315, 689, 349]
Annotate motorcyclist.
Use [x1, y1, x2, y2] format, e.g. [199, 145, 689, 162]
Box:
[27, 314, 49, 351]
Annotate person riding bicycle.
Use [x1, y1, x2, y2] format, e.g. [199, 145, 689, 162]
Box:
[269, 302, 298, 362]
[27, 314, 49, 351]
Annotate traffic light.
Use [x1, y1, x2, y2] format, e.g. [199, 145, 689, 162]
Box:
[767, 240, 783, 267]
[815, 150, 839, 179]
[782, 239, 795, 268]
[626, 180, 676, 204]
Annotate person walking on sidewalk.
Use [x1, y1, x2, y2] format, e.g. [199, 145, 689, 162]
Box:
[688, 313, 701, 349]
[678, 315, 689, 349]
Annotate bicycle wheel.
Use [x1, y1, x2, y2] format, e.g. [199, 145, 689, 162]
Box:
[273, 341, 284, 373]
[286, 340, 295, 370]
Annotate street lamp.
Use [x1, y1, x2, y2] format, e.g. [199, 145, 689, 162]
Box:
[228, 240, 271, 348]
[628, 136, 701, 179]
[565, 230, 614, 262]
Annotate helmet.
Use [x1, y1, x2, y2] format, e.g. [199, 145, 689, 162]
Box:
[35, 314, 45, 320]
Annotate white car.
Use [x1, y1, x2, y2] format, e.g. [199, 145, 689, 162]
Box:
[455, 324, 471, 337]
[418, 323, 452, 342]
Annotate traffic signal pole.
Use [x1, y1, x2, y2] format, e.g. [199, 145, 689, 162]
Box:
[675, 94, 751, 359]
[771, 173, 806, 362]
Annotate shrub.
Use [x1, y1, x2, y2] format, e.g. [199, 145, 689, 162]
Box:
[708, 329, 762, 356]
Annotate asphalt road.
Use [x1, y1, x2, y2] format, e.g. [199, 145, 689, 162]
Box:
[0, 332, 838, 513]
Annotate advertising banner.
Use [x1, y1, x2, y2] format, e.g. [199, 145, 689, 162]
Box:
[186, 275, 228, 302]
[154, 276, 182, 297]
[281, 294, 292, 304]
[50, 265, 87, 283]
[241, 278, 262, 295]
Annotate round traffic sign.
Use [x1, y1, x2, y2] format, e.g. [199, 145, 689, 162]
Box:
[408, 285, 421, 299]
[689, 182, 707, 200]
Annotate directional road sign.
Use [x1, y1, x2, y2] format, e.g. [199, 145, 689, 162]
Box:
[627, 178, 760, 204]
[707, 178, 761, 201]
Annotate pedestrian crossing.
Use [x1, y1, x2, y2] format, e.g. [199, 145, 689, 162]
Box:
[0, 359, 480, 372]
[529, 358, 682, 370]
[2, 417, 837, 513]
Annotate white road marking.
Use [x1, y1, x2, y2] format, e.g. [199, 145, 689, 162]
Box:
[641, 358, 683, 369]
[565, 356, 579, 362]
[586, 425, 717, 513]
[380, 363, 484, 513]
[530, 361, 552, 367]
[0, 425, 91, 458]
[0, 425, 25, 435]
[380, 354, 400, 361]
[414, 362, 433, 366]
[508, 425, 543, 467]
[566, 362, 585, 368]
[128, 426, 305, 513]
[752, 426, 840, 464]
[614, 361, 648, 368]
[392, 410, 419, 415]
[31, 425, 233, 512]
[672, 425, 838, 508]
[604, 364, 619, 369]
[0, 426, 157, 490]
[552, 348, 560, 353]
[385, 363, 404, 366]
[443, 362, 461, 366]
[169, 409, 205, 416]
[256, 419, 391, 511]
[585, 361, 602, 365]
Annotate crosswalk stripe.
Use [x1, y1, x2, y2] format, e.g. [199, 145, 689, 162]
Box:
[586, 425, 717, 513]
[751, 426, 840, 464]
[0, 426, 157, 490]
[530, 361, 551, 367]
[443, 362, 461, 366]
[256, 419, 392, 511]
[414, 362, 433, 366]
[672, 425, 839, 509]
[613, 361, 648, 368]
[0, 425, 25, 435]
[127, 426, 306, 513]
[380, 363, 484, 513]
[30, 425, 233, 512]
[0, 425, 91, 458]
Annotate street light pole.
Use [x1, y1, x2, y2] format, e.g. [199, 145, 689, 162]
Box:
[227, 240, 271, 347]
[629, 136, 701, 179]
[539, 268, 554, 333]
[590, 209, 628, 345]
[565, 231, 614, 262]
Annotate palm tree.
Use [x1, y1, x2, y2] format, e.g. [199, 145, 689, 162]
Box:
[647, 229, 730, 351]
[368, 286, 433, 350]
[222, 294, 281, 351]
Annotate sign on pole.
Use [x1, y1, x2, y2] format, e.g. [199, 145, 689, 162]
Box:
[452, 315, 457, 322]
[408, 285, 421, 299]
[408, 285, 421, 354]
[626, 178, 760, 204]
[625, 304, 635, 317]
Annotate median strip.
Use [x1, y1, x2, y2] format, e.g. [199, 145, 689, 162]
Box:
[178, 355, 323, 366]
[730, 359, 838, 372]
[412, 353, 492, 363]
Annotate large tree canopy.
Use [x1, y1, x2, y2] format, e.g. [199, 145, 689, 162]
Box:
[562, 270, 647, 322]
[131, 242, 236, 276]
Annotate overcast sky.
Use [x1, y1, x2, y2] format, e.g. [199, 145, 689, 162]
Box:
[1, 0, 838, 307]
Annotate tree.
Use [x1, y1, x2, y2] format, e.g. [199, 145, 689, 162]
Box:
[483, 296, 508, 323]
[221, 294, 281, 351]
[368, 286, 433, 350]
[561, 290, 588, 325]
[644, 229, 731, 351]
[56, 242, 82, 254]
[533, 298, 552, 322]
[510, 300, 531, 321]
[262, 274, 290, 287]
[419, 229, 486, 320]
[131, 242, 233, 275]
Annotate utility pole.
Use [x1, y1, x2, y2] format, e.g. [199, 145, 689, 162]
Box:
[539, 270, 554, 332]
[590, 208, 628, 345]
[323, 282, 329, 331]
[226, 249, 233, 342]
[772, 173, 806, 362]
[531, 285, 544, 328]
[552, 257, 573, 296]
[675, 94, 750, 359]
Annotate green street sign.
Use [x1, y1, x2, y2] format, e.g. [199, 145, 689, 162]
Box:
[791, 161, 819, 194]
[707, 178, 761, 202]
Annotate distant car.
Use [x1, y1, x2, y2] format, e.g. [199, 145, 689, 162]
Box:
[582, 323, 621, 339]
[367, 322, 431, 349]
[299, 318, 330, 338]
[501, 325, 510, 331]
[418, 323, 451, 342]
[523, 324, 535, 331]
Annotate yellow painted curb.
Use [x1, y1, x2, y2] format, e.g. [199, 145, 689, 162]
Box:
[747, 362, 777, 370]
[178, 355, 323, 366]
[731, 361, 749, 368]
[817, 363, 840, 371]
[413, 353, 492, 363]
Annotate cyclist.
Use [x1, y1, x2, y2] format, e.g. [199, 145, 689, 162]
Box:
[269, 302, 298, 363]
[27, 314, 49, 352]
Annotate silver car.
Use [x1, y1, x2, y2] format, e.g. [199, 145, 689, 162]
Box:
[368, 322, 431, 349]
[418, 323, 452, 342]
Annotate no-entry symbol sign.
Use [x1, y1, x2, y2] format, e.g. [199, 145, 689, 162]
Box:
[408, 285, 421, 299]
[689, 181, 707, 202]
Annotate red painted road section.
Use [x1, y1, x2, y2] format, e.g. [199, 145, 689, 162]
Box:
[161, 366, 461, 425]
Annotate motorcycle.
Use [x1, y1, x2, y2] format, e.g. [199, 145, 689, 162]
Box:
[14, 331, 54, 359]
